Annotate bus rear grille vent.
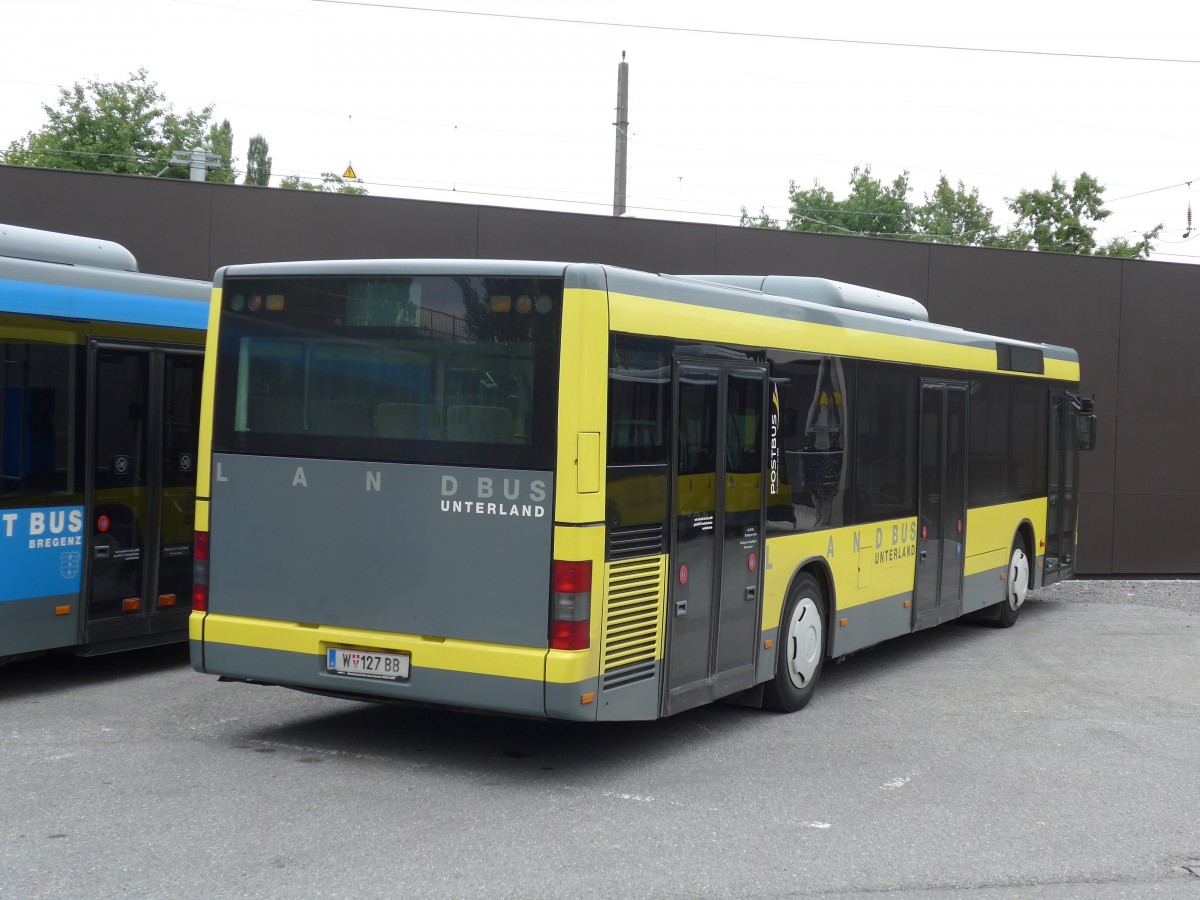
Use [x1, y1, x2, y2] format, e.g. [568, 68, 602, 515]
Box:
[608, 523, 664, 560]
[601, 557, 666, 684]
[602, 661, 657, 690]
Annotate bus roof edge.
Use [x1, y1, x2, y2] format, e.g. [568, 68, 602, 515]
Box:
[0, 223, 139, 272]
[673, 274, 929, 322]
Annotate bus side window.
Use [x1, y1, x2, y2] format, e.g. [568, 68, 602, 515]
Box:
[1, 341, 77, 498]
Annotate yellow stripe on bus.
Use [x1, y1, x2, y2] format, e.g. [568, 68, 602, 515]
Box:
[554, 287, 610, 525]
[964, 498, 1048, 575]
[608, 292, 1079, 381]
[200, 613, 550, 681]
[0, 316, 204, 347]
[195, 286, 223, 502]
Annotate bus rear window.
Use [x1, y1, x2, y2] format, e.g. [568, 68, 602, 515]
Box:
[212, 275, 562, 469]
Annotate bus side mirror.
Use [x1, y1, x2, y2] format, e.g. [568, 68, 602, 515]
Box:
[1076, 414, 1097, 451]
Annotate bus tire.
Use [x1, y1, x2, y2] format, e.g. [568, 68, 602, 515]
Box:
[763, 573, 825, 712]
[997, 536, 1030, 628]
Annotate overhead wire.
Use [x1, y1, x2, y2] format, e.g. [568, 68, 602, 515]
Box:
[297, 1, 1200, 66]
[7, 3, 1194, 258]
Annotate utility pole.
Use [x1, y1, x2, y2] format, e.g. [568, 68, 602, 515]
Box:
[613, 52, 629, 217]
[166, 147, 222, 181]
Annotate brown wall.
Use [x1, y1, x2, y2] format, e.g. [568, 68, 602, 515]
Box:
[4, 165, 1198, 574]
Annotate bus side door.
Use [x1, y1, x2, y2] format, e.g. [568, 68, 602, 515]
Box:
[913, 380, 968, 630]
[84, 342, 202, 648]
[664, 362, 766, 716]
[1044, 390, 1080, 584]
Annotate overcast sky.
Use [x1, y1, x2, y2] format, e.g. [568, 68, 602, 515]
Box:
[3, 0, 1198, 264]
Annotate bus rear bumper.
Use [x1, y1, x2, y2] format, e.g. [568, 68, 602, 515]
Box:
[193, 614, 606, 720]
[203, 640, 551, 718]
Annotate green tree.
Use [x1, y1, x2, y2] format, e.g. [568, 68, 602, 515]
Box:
[744, 166, 1159, 258]
[1006, 172, 1160, 259]
[787, 165, 915, 237]
[738, 206, 779, 229]
[279, 171, 368, 195]
[3, 68, 214, 179]
[206, 118, 236, 184]
[244, 134, 272, 186]
[912, 175, 999, 247]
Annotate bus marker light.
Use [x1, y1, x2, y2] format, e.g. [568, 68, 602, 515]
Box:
[122, 598, 141, 612]
[55, 606, 70, 616]
[581, 692, 596, 705]
[265, 294, 285, 311]
[903, 600, 911, 608]
[1040, 539, 1046, 548]
[159, 594, 177, 608]
[763, 639, 773, 650]
[839, 618, 848, 627]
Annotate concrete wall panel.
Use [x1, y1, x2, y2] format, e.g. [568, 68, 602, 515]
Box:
[207, 187, 482, 274]
[476, 206, 719, 273]
[1076, 492, 1114, 575]
[1111, 494, 1200, 574]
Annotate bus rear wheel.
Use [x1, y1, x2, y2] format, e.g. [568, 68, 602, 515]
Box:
[997, 537, 1030, 628]
[764, 573, 825, 712]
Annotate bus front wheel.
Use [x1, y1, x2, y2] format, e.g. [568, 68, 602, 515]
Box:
[997, 537, 1030, 628]
[764, 573, 825, 712]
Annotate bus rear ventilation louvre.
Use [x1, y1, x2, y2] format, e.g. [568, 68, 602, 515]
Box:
[608, 523, 665, 560]
[601, 557, 666, 689]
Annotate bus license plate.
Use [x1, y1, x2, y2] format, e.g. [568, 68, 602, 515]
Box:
[327, 648, 410, 681]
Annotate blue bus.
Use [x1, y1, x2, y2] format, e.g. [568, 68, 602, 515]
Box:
[1, 224, 209, 663]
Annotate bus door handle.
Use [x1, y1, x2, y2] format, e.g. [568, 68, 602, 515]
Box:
[94, 545, 111, 559]
[675, 599, 687, 617]
[919, 550, 927, 562]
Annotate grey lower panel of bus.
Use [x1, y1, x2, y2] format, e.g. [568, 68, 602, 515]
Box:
[546, 676, 600, 722]
[831, 590, 916, 658]
[0, 594, 79, 657]
[203, 641, 603, 721]
[596, 660, 662, 721]
[962, 553, 1046, 615]
[962, 567, 1005, 615]
[756, 627, 779, 685]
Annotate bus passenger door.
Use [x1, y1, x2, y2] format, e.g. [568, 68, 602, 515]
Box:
[84, 343, 202, 649]
[1044, 391, 1079, 584]
[913, 381, 968, 630]
[664, 362, 766, 716]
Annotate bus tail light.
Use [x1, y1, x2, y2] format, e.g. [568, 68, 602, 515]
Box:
[193, 531, 209, 612]
[549, 560, 591, 650]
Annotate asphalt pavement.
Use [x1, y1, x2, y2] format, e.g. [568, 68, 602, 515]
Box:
[2, 579, 1199, 898]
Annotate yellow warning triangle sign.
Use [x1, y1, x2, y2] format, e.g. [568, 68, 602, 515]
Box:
[343, 163, 357, 180]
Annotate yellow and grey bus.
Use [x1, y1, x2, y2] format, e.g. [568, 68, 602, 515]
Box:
[1, 224, 209, 663]
[190, 261, 1093, 720]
